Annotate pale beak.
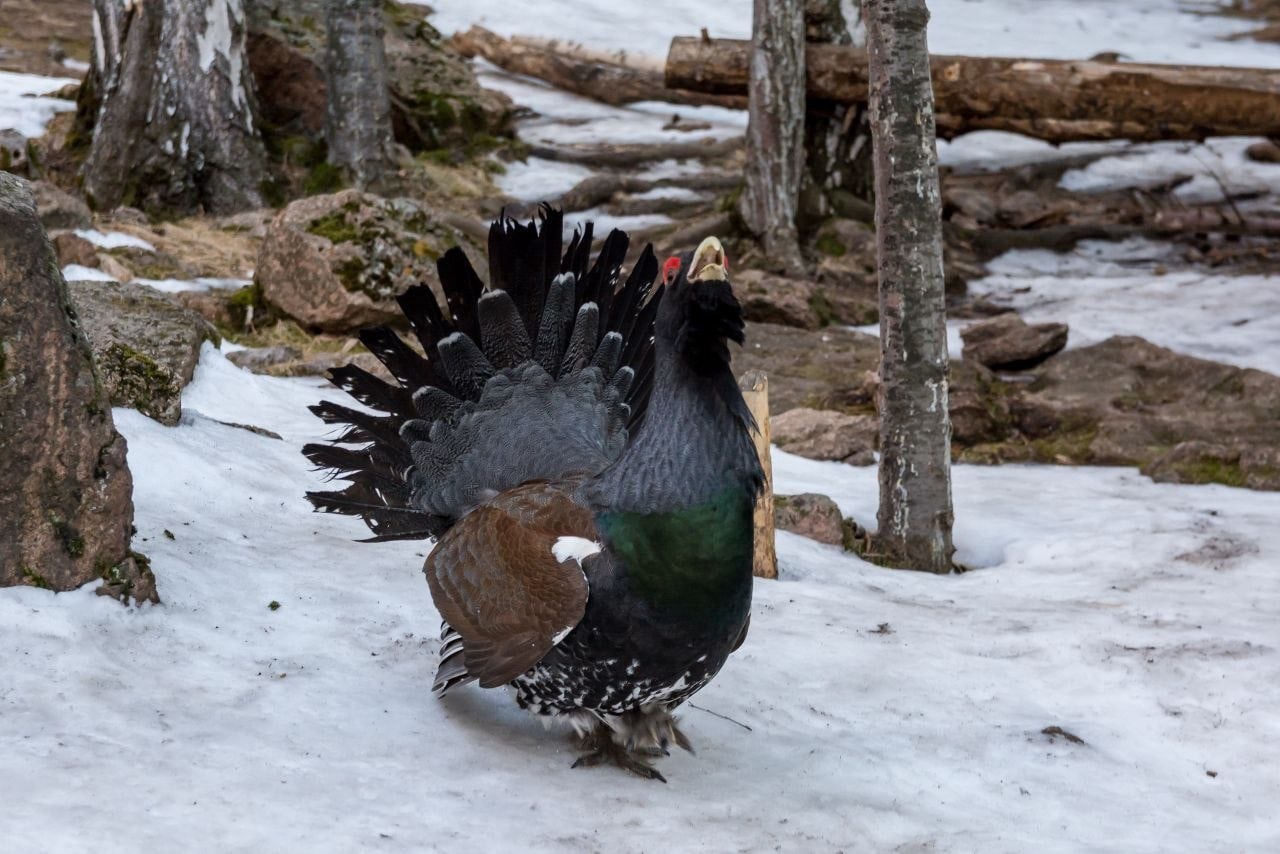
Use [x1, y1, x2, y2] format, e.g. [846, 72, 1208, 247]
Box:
[689, 236, 727, 282]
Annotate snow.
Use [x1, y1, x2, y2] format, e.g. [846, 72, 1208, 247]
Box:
[419, 0, 1280, 67]
[61, 264, 117, 282]
[1058, 136, 1280, 205]
[970, 239, 1280, 375]
[0, 70, 76, 137]
[74, 229, 158, 252]
[2, 346, 1278, 851]
[132, 276, 252, 294]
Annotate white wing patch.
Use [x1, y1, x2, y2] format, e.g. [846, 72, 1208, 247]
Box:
[552, 536, 601, 565]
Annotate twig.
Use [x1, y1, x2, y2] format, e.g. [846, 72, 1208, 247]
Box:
[688, 702, 753, 731]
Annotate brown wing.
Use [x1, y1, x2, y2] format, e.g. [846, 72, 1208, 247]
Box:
[425, 481, 596, 689]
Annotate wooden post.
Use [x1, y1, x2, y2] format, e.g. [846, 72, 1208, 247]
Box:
[740, 370, 777, 580]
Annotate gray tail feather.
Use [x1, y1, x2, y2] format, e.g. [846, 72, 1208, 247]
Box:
[303, 206, 662, 542]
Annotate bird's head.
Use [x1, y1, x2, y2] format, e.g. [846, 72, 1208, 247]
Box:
[655, 236, 744, 375]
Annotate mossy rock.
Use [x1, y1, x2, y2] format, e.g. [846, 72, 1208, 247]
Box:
[66, 280, 220, 425]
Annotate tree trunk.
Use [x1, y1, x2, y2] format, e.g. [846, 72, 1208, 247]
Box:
[84, 0, 268, 216]
[668, 37, 1280, 144]
[740, 0, 806, 273]
[864, 0, 954, 573]
[324, 0, 396, 189]
[801, 0, 874, 228]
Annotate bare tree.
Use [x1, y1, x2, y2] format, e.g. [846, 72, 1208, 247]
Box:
[740, 0, 806, 273]
[863, 0, 954, 573]
[802, 0, 875, 225]
[84, 0, 268, 215]
[324, 0, 396, 189]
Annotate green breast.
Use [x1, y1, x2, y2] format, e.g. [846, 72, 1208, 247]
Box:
[596, 485, 755, 621]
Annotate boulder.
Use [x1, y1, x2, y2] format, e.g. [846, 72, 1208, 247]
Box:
[51, 231, 100, 268]
[772, 408, 878, 465]
[1140, 441, 1280, 491]
[68, 281, 220, 426]
[961, 312, 1068, 371]
[29, 180, 93, 230]
[774, 493, 848, 546]
[737, 270, 822, 329]
[257, 190, 483, 333]
[734, 322, 880, 414]
[247, 0, 511, 152]
[738, 269, 878, 329]
[0, 129, 28, 174]
[949, 336, 1280, 489]
[226, 345, 303, 372]
[0, 174, 152, 602]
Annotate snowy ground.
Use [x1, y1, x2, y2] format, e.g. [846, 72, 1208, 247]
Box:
[2, 346, 1278, 852]
[419, 0, 1280, 67]
[0, 70, 74, 137]
[969, 238, 1280, 375]
[3, 2, 1280, 850]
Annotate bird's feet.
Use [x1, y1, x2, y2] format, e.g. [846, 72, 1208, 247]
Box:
[569, 709, 695, 782]
[572, 726, 668, 782]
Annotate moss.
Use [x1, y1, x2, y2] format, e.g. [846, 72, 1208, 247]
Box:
[1172, 456, 1248, 488]
[98, 549, 156, 602]
[50, 516, 85, 558]
[840, 518, 863, 553]
[226, 282, 268, 329]
[21, 567, 53, 590]
[307, 210, 361, 244]
[815, 231, 847, 257]
[335, 256, 371, 291]
[809, 291, 837, 327]
[1028, 422, 1099, 464]
[100, 343, 178, 419]
[303, 161, 346, 196]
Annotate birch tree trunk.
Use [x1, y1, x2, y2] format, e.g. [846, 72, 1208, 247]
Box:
[84, 0, 267, 216]
[324, 0, 396, 189]
[863, 0, 954, 573]
[740, 0, 806, 273]
[802, 0, 874, 226]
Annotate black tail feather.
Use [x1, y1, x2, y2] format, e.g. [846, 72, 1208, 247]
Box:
[306, 207, 665, 541]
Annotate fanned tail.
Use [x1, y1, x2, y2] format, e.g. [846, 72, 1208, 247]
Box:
[303, 206, 662, 541]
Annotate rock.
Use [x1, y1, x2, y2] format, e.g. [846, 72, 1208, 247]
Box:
[737, 269, 879, 329]
[948, 359, 1014, 446]
[95, 253, 135, 282]
[29, 180, 92, 230]
[1140, 440, 1280, 491]
[961, 312, 1068, 371]
[737, 270, 821, 329]
[51, 231, 100, 268]
[772, 408, 878, 465]
[0, 173, 145, 600]
[172, 287, 240, 330]
[1245, 140, 1280, 164]
[0, 129, 28, 174]
[257, 189, 483, 333]
[67, 280, 220, 426]
[217, 209, 275, 240]
[953, 336, 1280, 490]
[774, 493, 847, 546]
[247, 0, 511, 152]
[227, 345, 303, 372]
[734, 322, 880, 414]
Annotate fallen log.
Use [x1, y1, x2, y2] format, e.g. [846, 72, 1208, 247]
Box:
[527, 137, 742, 168]
[666, 37, 1280, 143]
[453, 26, 747, 110]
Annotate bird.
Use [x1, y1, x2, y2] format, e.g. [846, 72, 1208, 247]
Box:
[304, 207, 762, 781]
